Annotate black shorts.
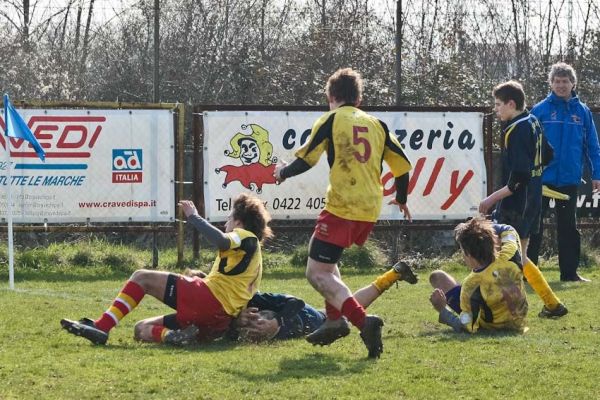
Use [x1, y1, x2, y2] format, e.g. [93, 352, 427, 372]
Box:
[494, 207, 540, 239]
[162, 274, 180, 330]
[309, 236, 344, 264]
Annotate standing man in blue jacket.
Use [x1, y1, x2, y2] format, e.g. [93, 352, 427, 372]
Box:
[528, 62, 600, 282]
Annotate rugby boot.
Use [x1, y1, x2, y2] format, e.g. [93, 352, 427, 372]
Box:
[163, 325, 200, 346]
[359, 315, 384, 359]
[305, 317, 350, 346]
[538, 303, 569, 318]
[60, 318, 108, 345]
[392, 261, 419, 284]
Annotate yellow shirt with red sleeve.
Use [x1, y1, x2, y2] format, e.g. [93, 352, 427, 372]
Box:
[203, 228, 263, 317]
[295, 105, 411, 222]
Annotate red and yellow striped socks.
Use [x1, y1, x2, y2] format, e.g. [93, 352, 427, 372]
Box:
[95, 281, 145, 333]
[151, 325, 169, 343]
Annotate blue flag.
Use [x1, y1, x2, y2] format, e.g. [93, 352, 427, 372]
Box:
[3, 94, 46, 161]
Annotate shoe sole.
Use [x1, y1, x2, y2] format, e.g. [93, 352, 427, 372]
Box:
[360, 317, 384, 359]
[538, 307, 569, 318]
[306, 323, 351, 346]
[394, 261, 418, 285]
[60, 318, 108, 345]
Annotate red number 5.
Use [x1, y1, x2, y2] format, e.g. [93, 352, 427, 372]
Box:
[353, 126, 371, 163]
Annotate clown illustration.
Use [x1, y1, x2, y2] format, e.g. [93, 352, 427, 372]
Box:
[215, 124, 278, 193]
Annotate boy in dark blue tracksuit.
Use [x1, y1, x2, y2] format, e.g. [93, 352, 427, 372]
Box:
[480, 80, 567, 318]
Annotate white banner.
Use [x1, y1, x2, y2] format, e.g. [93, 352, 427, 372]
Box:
[203, 110, 486, 221]
[0, 109, 175, 223]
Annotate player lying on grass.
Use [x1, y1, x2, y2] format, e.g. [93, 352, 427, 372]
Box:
[231, 261, 418, 342]
[429, 217, 529, 333]
[161, 261, 418, 344]
[60, 194, 272, 345]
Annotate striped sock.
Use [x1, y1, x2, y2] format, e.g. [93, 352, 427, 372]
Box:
[151, 325, 169, 343]
[95, 281, 145, 333]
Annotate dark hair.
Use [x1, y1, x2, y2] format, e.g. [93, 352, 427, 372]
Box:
[493, 80, 526, 111]
[232, 193, 273, 242]
[454, 217, 498, 266]
[325, 68, 363, 104]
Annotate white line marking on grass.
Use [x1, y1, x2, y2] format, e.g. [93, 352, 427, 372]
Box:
[0, 287, 116, 302]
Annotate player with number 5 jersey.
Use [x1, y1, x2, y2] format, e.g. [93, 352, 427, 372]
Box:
[295, 104, 411, 222]
[274, 68, 412, 358]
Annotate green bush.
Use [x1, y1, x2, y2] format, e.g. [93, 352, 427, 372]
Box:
[262, 251, 290, 270]
[71, 248, 96, 266]
[340, 241, 387, 269]
[580, 243, 600, 269]
[290, 244, 309, 267]
[17, 247, 61, 270]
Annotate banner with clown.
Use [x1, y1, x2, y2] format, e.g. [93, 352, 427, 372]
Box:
[202, 110, 486, 222]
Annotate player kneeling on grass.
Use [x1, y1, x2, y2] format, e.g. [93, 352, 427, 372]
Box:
[60, 194, 272, 345]
[429, 217, 528, 333]
[230, 261, 418, 342]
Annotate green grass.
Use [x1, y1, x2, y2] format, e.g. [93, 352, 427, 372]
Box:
[0, 244, 599, 399]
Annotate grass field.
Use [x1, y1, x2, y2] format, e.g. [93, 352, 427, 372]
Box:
[1, 243, 600, 399]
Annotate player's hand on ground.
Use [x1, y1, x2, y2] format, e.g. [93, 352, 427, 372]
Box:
[236, 307, 260, 328]
[429, 288, 447, 312]
[273, 160, 288, 183]
[593, 179, 600, 193]
[388, 199, 412, 222]
[178, 200, 199, 218]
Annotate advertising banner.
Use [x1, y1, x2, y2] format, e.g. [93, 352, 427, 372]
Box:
[203, 110, 486, 221]
[0, 109, 175, 223]
[573, 112, 600, 218]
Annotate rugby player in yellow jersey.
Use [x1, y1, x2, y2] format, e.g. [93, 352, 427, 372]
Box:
[429, 217, 528, 333]
[274, 68, 412, 358]
[60, 194, 272, 345]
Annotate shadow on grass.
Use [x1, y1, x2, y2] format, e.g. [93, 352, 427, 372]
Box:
[416, 328, 526, 341]
[86, 338, 243, 353]
[220, 352, 372, 382]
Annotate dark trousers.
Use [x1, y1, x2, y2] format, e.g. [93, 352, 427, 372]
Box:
[527, 185, 581, 281]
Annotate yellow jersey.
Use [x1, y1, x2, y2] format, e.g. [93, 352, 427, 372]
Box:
[203, 228, 263, 316]
[295, 105, 411, 222]
[459, 224, 528, 333]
